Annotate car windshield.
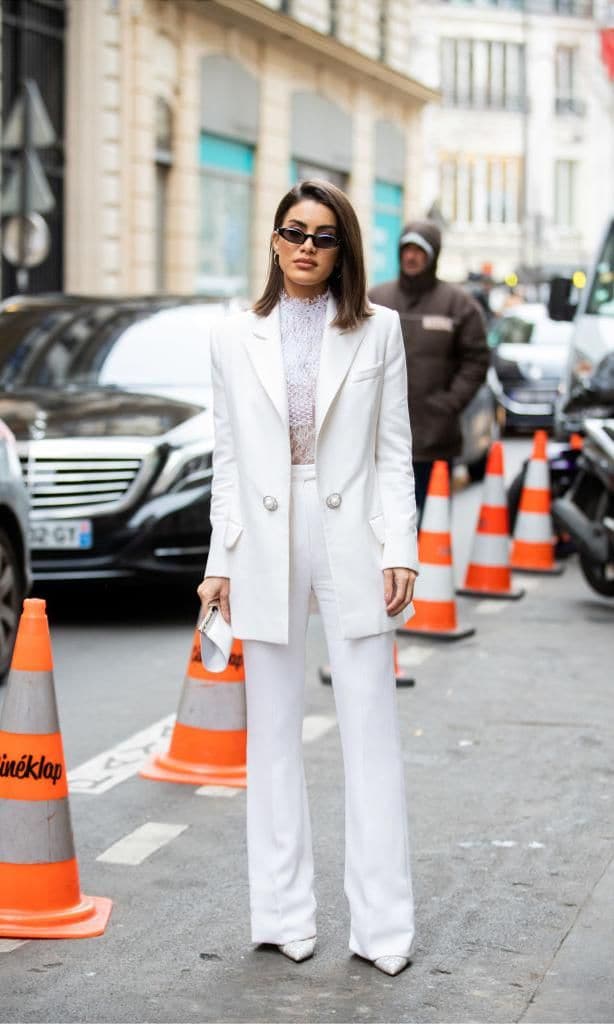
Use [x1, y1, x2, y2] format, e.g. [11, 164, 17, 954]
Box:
[489, 313, 570, 347]
[586, 224, 614, 318]
[0, 304, 219, 391]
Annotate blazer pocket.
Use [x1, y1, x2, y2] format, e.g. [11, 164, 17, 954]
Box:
[349, 361, 384, 383]
[369, 514, 386, 544]
[224, 519, 244, 549]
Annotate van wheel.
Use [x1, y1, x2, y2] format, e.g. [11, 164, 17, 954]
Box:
[0, 526, 25, 682]
[579, 554, 614, 597]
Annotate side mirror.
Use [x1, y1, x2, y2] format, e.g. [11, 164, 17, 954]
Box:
[548, 277, 577, 322]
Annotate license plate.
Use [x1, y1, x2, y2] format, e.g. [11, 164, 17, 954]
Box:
[510, 389, 553, 405]
[30, 519, 93, 550]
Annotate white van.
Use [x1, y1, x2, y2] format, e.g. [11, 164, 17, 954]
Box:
[552, 217, 614, 437]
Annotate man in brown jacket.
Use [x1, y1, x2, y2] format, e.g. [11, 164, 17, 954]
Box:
[369, 220, 490, 511]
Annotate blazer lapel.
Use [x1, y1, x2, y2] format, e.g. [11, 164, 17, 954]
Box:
[316, 295, 367, 438]
[243, 305, 288, 429]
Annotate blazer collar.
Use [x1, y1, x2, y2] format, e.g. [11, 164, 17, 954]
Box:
[246, 294, 367, 437]
[316, 294, 367, 437]
[246, 303, 288, 428]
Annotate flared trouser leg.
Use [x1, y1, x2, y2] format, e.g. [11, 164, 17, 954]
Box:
[242, 470, 315, 945]
[242, 465, 414, 957]
[317, 602, 415, 960]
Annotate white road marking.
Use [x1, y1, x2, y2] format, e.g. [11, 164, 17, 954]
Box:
[396, 646, 435, 668]
[195, 785, 243, 798]
[68, 715, 176, 795]
[302, 714, 336, 743]
[97, 822, 188, 866]
[0, 939, 29, 953]
[475, 601, 507, 615]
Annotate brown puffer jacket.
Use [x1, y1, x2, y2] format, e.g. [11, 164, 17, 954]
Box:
[369, 221, 490, 462]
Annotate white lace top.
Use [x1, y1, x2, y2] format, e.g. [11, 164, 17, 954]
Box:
[279, 290, 328, 465]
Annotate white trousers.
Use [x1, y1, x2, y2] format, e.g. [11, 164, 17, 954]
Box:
[242, 463, 415, 960]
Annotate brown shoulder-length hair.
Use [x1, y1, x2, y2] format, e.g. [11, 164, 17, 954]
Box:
[253, 179, 372, 330]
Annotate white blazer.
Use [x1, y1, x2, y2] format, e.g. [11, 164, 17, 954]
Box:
[204, 295, 418, 644]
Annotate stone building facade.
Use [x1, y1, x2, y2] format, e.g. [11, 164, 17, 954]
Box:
[64, 0, 436, 298]
[407, 0, 614, 281]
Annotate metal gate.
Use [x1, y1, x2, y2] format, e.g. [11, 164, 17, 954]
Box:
[1, 0, 65, 297]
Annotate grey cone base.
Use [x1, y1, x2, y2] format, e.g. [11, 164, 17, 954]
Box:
[319, 666, 416, 688]
[278, 937, 316, 962]
[511, 562, 565, 575]
[374, 955, 410, 976]
[396, 625, 476, 642]
[456, 586, 525, 600]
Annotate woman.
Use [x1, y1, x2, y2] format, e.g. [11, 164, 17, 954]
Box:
[198, 180, 418, 976]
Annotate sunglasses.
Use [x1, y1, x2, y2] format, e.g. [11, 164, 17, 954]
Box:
[275, 226, 340, 250]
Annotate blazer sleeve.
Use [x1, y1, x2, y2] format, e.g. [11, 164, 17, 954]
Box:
[203, 328, 236, 579]
[375, 311, 419, 573]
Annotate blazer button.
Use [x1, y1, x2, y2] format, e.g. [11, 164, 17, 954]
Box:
[263, 495, 278, 511]
[326, 492, 342, 509]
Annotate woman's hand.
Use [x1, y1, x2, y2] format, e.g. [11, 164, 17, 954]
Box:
[197, 576, 231, 624]
[384, 568, 417, 616]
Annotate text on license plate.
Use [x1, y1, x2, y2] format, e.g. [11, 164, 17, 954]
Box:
[30, 519, 93, 550]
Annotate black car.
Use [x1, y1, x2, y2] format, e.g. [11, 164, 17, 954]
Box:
[0, 416, 32, 678]
[0, 295, 230, 583]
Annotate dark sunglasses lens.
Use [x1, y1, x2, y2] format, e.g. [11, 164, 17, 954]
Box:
[314, 234, 338, 249]
[279, 227, 305, 244]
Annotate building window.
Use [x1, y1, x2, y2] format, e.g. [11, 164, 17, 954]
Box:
[198, 133, 254, 297]
[441, 38, 526, 111]
[372, 181, 403, 285]
[440, 155, 522, 227]
[290, 159, 349, 191]
[555, 46, 585, 115]
[155, 98, 173, 293]
[554, 160, 577, 228]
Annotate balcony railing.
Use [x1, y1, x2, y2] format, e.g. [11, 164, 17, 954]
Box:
[555, 97, 587, 115]
[442, 94, 530, 112]
[434, 0, 595, 15]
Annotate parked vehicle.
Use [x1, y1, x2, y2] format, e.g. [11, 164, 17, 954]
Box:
[487, 303, 573, 431]
[459, 383, 497, 482]
[551, 352, 614, 597]
[0, 417, 31, 680]
[0, 295, 232, 584]
[551, 216, 614, 438]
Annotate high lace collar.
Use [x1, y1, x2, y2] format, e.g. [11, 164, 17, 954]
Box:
[281, 289, 329, 308]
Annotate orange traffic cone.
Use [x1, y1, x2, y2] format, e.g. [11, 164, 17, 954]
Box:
[0, 599, 112, 939]
[569, 433, 583, 451]
[510, 431, 564, 575]
[457, 443, 524, 600]
[319, 640, 415, 688]
[397, 461, 475, 641]
[140, 626, 247, 787]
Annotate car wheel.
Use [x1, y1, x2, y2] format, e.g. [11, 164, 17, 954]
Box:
[467, 452, 488, 483]
[0, 526, 25, 682]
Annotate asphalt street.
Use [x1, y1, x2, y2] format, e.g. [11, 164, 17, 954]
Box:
[1, 438, 613, 1024]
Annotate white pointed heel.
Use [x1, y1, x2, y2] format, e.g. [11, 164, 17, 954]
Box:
[278, 936, 316, 962]
[374, 955, 409, 976]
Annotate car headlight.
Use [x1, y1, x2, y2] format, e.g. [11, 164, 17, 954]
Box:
[150, 442, 213, 497]
[0, 419, 22, 478]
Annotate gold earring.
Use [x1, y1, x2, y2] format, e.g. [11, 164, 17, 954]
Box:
[273, 251, 279, 266]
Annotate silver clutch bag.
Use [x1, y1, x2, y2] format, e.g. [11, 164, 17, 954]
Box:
[198, 605, 233, 673]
